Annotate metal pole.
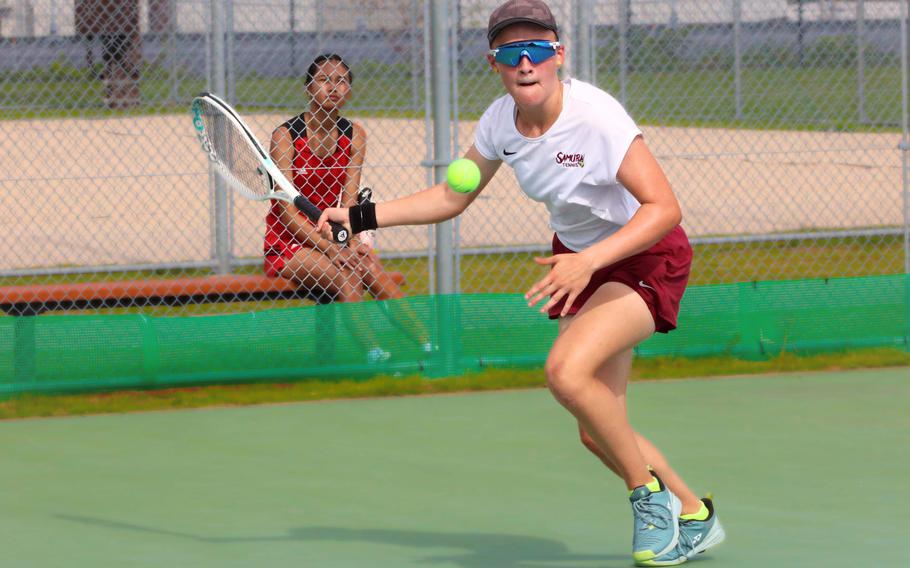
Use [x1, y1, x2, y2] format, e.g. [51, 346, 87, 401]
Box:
[430, 0, 457, 376]
[210, 2, 225, 107]
[570, 0, 579, 79]
[797, 0, 805, 68]
[590, 1, 598, 87]
[411, 0, 419, 111]
[316, 0, 324, 53]
[290, 0, 296, 75]
[423, 0, 435, 293]
[225, 0, 236, 267]
[733, 0, 742, 120]
[431, 0, 454, 294]
[451, 0, 461, 293]
[591, 1, 598, 83]
[575, 0, 592, 82]
[589, 0, 598, 86]
[901, 0, 909, 275]
[900, 0, 910, 348]
[210, 0, 231, 275]
[226, 0, 235, 102]
[618, 0, 629, 105]
[857, 0, 868, 124]
[49, 0, 57, 36]
[168, 0, 178, 104]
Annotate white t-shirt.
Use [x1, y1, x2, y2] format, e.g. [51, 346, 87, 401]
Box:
[474, 78, 642, 251]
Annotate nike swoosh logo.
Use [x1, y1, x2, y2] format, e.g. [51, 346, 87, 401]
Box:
[503, 149, 517, 156]
[639, 280, 655, 291]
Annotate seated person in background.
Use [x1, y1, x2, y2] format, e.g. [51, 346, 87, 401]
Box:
[264, 53, 400, 303]
[264, 54, 428, 361]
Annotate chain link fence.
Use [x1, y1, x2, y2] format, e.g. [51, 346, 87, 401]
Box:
[0, 0, 907, 310]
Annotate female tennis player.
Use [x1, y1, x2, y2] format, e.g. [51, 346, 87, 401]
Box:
[317, 1, 724, 563]
[264, 54, 410, 362]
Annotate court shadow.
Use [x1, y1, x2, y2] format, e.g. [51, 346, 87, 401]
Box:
[283, 526, 627, 568]
[57, 515, 628, 567]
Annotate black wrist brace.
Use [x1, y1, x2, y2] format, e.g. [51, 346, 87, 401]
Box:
[349, 202, 378, 234]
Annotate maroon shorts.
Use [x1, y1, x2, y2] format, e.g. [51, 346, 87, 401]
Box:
[548, 226, 692, 333]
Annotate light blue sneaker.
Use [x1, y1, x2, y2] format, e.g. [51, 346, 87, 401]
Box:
[630, 475, 683, 566]
[679, 497, 725, 559]
[645, 496, 726, 565]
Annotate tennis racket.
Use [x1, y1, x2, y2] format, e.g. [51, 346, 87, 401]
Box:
[191, 91, 350, 244]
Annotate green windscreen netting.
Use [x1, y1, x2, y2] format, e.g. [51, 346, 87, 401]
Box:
[2, 275, 908, 396]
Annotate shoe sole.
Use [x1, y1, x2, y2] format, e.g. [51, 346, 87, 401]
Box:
[688, 518, 726, 558]
[634, 492, 683, 566]
[638, 556, 687, 566]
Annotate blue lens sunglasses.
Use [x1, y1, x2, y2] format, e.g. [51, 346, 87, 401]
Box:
[488, 40, 561, 67]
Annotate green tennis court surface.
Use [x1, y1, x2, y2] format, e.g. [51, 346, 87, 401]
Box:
[2, 367, 906, 567]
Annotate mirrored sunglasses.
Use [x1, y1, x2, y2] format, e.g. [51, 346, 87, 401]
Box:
[488, 40, 561, 67]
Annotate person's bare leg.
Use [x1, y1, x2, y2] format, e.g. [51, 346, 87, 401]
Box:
[358, 253, 403, 301]
[548, 281, 697, 564]
[574, 348, 726, 558]
[358, 253, 432, 346]
[566, 341, 702, 514]
[578, 426, 702, 515]
[278, 247, 364, 302]
[279, 248, 393, 355]
[545, 282, 656, 490]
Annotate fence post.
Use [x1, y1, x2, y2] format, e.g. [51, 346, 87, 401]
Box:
[902, 0, 910, 348]
[430, 0, 454, 296]
[289, 0, 296, 75]
[901, 0, 910, 277]
[428, 0, 458, 376]
[210, 0, 231, 275]
[411, 0, 420, 111]
[575, 0, 594, 83]
[857, 0, 868, 124]
[168, 0, 178, 103]
[450, 0, 462, 293]
[421, 0, 436, 294]
[316, 0, 325, 53]
[226, 0, 235, 103]
[797, 0, 805, 68]
[574, 0, 592, 82]
[618, 0, 629, 105]
[733, 0, 742, 120]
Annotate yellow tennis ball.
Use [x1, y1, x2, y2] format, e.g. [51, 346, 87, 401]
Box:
[446, 158, 481, 193]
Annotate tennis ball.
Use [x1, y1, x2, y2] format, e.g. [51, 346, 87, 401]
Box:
[446, 158, 481, 193]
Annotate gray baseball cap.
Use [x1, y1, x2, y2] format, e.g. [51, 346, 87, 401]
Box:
[487, 0, 559, 45]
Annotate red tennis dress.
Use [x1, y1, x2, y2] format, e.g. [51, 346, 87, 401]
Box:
[263, 115, 354, 277]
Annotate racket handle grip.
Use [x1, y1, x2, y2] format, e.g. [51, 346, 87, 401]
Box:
[293, 195, 350, 245]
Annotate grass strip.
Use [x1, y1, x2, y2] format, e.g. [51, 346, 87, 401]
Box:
[2, 348, 907, 420]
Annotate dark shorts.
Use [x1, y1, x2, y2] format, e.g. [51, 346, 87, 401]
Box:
[548, 226, 692, 333]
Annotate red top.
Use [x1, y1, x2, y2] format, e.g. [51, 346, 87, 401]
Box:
[264, 114, 354, 255]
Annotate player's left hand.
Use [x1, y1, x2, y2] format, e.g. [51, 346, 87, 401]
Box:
[525, 253, 595, 316]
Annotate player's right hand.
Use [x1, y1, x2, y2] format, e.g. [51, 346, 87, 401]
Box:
[526, 253, 595, 317]
[316, 207, 351, 240]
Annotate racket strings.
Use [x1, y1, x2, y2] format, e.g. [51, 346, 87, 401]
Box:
[195, 99, 271, 199]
